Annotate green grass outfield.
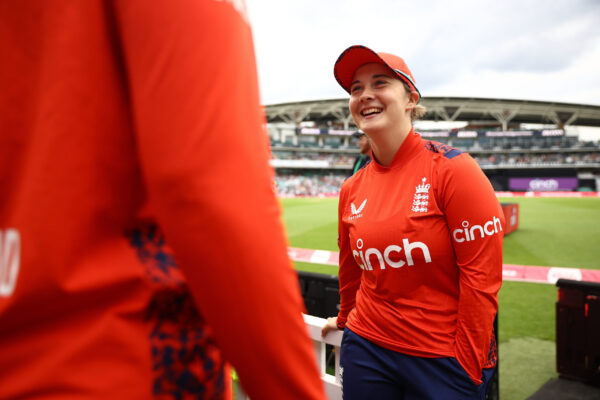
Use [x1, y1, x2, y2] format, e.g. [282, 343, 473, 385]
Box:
[281, 196, 600, 400]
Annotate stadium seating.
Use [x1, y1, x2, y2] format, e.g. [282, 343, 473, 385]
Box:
[270, 129, 599, 195]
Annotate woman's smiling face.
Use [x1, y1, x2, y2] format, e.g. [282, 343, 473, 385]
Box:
[348, 63, 414, 136]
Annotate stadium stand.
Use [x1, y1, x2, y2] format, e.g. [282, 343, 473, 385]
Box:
[264, 97, 600, 195]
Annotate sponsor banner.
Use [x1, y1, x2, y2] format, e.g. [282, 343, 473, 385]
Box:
[297, 128, 321, 135]
[457, 131, 478, 138]
[296, 127, 356, 136]
[496, 191, 600, 198]
[485, 130, 533, 137]
[288, 247, 600, 285]
[277, 192, 600, 199]
[421, 131, 450, 137]
[296, 128, 565, 137]
[278, 193, 339, 198]
[288, 247, 339, 266]
[509, 177, 578, 192]
[270, 159, 330, 168]
[502, 265, 600, 284]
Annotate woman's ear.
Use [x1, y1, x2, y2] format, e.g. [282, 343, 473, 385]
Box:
[409, 90, 419, 105]
[405, 90, 418, 112]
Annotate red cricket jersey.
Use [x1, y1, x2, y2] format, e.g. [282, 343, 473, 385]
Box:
[337, 129, 504, 385]
[0, 1, 325, 399]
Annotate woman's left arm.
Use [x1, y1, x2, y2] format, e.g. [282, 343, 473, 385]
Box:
[439, 154, 504, 385]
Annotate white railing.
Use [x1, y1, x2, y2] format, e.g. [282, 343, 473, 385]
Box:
[234, 314, 343, 400]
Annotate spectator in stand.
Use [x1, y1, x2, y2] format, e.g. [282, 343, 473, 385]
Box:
[274, 174, 347, 197]
[321, 45, 503, 399]
[0, 1, 326, 399]
[351, 131, 372, 175]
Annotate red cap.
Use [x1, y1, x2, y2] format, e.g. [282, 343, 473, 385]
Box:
[334, 45, 421, 102]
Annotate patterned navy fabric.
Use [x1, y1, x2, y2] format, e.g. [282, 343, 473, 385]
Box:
[127, 225, 227, 400]
[425, 141, 463, 160]
[128, 225, 179, 283]
[483, 333, 498, 369]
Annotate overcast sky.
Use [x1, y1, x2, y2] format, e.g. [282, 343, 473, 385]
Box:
[245, 0, 600, 108]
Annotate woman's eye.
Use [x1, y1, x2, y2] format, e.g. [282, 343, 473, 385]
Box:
[350, 85, 362, 93]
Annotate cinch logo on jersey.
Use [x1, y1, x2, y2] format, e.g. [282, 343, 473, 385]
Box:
[352, 237, 432, 270]
[349, 199, 367, 220]
[452, 217, 502, 243]
[0, 229, 21, 297]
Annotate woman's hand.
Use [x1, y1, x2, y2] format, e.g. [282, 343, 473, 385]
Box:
[321, 317, 339, 337]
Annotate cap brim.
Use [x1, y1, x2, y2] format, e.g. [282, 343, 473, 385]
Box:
[334, 45, 397, 93]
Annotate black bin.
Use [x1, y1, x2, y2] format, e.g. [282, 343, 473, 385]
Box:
[556, 278, 600, 386]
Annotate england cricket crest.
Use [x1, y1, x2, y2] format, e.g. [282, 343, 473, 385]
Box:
[411, 177, 430, 213]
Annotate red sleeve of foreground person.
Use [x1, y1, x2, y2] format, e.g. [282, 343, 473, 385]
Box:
[0, 1, 325, 399]
[113, 2, 325, 398]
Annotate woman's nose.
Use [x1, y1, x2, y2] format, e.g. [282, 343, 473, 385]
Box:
[360, 88, 374, 101]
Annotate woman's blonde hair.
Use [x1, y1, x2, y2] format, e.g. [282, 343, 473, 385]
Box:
[402, 82, 426, 122]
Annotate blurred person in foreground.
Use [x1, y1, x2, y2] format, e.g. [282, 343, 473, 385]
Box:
[321, 45, 504, 399]
[350, 131, 372, 176]
[0, 1, 325, 399]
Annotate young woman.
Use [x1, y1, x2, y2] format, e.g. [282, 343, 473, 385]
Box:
[322, 45, 504, 399]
